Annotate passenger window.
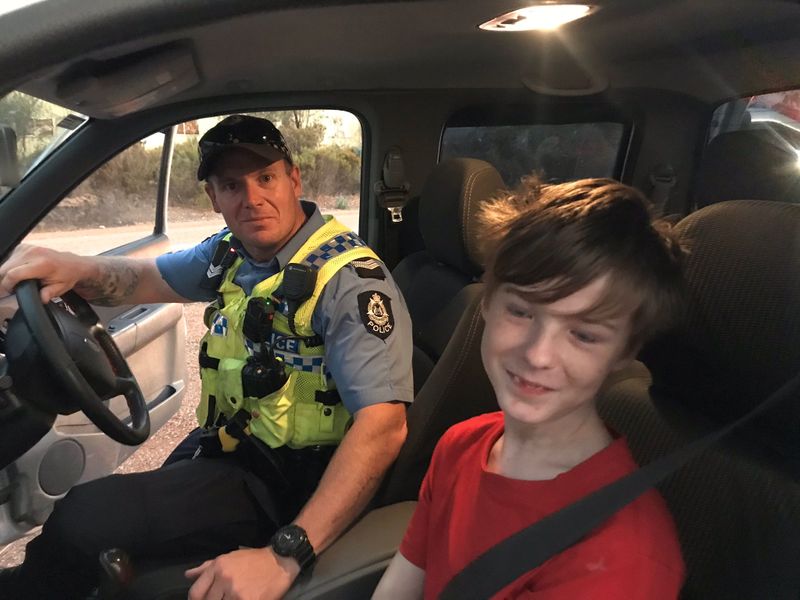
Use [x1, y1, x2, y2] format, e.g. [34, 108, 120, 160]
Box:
[23, 134, 165, 254]
[703, 90, 800, 206]
[441, 119, 625, 187]
[709, 89, 800, 147]
[166, 110, 363, 241]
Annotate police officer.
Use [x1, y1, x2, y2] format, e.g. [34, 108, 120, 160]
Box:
[0, 115, 412, 600]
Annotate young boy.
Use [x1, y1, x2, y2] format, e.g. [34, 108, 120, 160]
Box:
[373, 178, 686, 599]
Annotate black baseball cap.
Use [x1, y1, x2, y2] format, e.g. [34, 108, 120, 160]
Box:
[197, 115, 293, 180]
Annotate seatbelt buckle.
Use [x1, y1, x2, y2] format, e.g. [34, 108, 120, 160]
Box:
[374, 182, 409, 223]
[374, 146, 410, 223]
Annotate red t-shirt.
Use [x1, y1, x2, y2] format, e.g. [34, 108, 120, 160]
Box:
[400, 412, 685, 599]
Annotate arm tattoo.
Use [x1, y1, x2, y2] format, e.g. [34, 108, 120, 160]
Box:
[76, 259, 140, 306]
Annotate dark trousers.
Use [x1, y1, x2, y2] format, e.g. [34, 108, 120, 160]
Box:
[7, 431, 332, 600]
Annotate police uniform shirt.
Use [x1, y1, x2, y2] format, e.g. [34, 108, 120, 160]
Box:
[156, 201, 414, 414]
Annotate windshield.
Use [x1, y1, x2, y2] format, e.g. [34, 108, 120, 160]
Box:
[0, 91, 88, 199]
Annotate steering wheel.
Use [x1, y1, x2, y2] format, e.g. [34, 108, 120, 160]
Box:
[14, 279, 150, 445]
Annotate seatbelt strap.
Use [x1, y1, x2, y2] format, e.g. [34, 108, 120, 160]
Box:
[439, 368, 800, 600]
[649, 163, 677, 216]
[374, 147, 409, 270]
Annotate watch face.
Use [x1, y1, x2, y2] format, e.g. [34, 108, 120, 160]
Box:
[274, 527, 304, 554]
[271, 525, 315, 571]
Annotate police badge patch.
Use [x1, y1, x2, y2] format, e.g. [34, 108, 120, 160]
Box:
[357, 291, 394, 340]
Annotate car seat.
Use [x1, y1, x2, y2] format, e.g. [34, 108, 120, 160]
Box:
[598, 199, 800, 599]
[392, 158, 504, 392]
[695, 128, 800, 207]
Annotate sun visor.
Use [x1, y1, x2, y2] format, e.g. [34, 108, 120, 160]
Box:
[54, 43, 200, 118]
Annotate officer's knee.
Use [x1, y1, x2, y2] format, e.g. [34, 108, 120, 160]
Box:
[43, 475, 131, 554]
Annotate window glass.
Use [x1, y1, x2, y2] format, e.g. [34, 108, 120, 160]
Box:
[21, 109, 363, 256]
[23, 134, 164, 254]
[705, 90, 800, 206]
[0, 91, 87, 198]
[441, 122, 624, 187]
[165, 109, 363, 246]
[709, 89, 800, 148]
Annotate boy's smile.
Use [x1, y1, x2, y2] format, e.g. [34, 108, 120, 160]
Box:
[506, 372, 554, 397]
[481, 274, 634, 435]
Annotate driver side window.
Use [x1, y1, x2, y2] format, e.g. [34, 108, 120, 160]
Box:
[22, 108, 365, 255]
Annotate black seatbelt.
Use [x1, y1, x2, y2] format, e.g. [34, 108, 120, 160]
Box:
[439, 369, 800, 600]
[374, 146, 409, 270]
[374, 146, 410, 224]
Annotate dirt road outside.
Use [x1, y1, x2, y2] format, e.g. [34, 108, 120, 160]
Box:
[25, 209, 360, 254]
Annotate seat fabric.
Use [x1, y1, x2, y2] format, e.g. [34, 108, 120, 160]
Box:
[392, 158, 504, 392]
[695, 129, 800, 208]
[376, 290, 496, 504]
[643, 200, 800, 465]
[599, 200, 800, 599]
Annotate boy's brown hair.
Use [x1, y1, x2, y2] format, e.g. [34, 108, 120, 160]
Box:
[479, 177, 685, 353]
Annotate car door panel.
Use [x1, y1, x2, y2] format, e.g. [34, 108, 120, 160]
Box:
[0, 231, 189, 545]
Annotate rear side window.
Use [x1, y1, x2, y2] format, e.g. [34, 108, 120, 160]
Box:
[703, 90, 800, 206]
[710, 89, 800, 147]
[441, 112, 626, 187]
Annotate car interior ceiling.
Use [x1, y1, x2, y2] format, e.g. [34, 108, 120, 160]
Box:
[1, 1, 800, 598]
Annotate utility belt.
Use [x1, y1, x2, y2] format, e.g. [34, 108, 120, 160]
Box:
[195, 408, 336, 499]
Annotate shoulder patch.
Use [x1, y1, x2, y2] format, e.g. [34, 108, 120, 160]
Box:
[351, 258, 386, 280]
[357, 290, 394, 340]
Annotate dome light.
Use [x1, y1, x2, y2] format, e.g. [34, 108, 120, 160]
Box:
[479, 4, 595, 32]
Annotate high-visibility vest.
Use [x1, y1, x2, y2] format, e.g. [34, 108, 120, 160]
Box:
[197, 217, 379, 448]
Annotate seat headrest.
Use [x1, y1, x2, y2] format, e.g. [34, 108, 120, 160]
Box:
[695, 129, 800, 208]
[419, 158, 505, 276]
[643, 200, 800, 448]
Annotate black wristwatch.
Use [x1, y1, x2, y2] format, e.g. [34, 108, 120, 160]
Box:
[270, 524, 316, 572]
